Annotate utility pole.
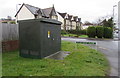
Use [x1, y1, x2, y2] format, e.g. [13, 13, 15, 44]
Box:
[113, 5, 117, 27]
[113, 5, 117, 39]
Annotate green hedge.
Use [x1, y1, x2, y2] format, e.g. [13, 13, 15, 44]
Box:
[96, 26, 104, 38]
[80, 29, 87, 35]
[87, 26, 113, 39]
[67, 29, 87, 35]
[87, 26, 96, 38]
[103, 27, 113, 38]
[61, 30, 68, 35]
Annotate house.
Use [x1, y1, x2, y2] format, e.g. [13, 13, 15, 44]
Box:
[57, 12, 81, 30]
[15, 3, 82, 30]
[15, 3, 58, 21]
[0, 16, 16, 24]
[77, 18, 82, 30]
[57, 12, 67, 30]
[82, 24, 93, 29]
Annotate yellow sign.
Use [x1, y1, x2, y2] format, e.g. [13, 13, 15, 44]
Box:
[48, 31, 50, 38]
[48, 31, 50, 35]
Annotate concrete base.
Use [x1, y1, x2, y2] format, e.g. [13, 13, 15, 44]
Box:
[45, 51, 70, 60]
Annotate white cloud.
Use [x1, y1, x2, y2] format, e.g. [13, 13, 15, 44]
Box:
[0, 0, 119, 22]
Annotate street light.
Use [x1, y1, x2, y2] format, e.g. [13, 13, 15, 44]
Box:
[113, 5, 117, 24]
[113, 5, 117, 39]
[113, 5, 117, 15]
[16, 4, 21, 23]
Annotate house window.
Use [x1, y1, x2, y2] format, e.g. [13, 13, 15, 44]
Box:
[38, 15, 42, 18]
[66, 26, 70, 30]
[51, 16, 57, 20]
[66, 20, 69, 25]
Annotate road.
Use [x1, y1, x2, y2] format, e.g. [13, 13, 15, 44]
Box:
[62, 37, 119, 76]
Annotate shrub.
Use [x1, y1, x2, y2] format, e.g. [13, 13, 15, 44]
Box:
[80, 29, 87, 35]
[2, 21, 7, 23]
[61, 30, 68, 35]
[96, 26, 104, 38]
[87, 26, 96, 38]
[10, 21, 16, 24]
[67, 29, 87, 35]
[67, 30, 76, 34]
[103, 27, 113, 38]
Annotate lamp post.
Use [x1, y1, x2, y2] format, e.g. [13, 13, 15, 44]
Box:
[113, 5, 117, 39]
[16, 4, 21, 23]
[113, 5, 117, 26]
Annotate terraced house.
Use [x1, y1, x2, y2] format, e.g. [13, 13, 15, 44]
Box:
[57, 12, 82, 30]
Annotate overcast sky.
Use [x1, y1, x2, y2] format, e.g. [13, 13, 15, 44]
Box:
[0, 0, 119, 23]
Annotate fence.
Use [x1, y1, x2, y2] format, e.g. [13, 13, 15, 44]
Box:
[1, 23, 19, 41]
[0, 23, 19, 52]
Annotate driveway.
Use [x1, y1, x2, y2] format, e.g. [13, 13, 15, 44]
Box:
[62, 37, 119, 76]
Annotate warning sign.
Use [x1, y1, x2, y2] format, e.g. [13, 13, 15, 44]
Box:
[48, 31, 50, 38]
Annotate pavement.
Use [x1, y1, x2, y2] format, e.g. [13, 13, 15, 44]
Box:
[62, 37, 119, 76]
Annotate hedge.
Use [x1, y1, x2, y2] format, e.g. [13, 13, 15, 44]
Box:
[67, 29, 87, 35]
[87, 26, 96, 38]
[61, 30, 68, 35]
[96, 26, 104, 38]
[103, 27, 113, 38]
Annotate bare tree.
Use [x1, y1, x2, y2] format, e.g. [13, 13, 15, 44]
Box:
[94, 14, 113, 26]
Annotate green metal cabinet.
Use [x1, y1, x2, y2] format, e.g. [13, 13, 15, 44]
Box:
[18, 18, 62, 59]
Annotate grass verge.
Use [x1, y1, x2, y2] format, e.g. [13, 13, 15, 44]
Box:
[2, 41, 109, 76]
[79, 35, 88, 38]
[62, 34, 88, 38]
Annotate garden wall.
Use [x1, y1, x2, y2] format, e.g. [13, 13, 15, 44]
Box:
[2, 40, 19, 52]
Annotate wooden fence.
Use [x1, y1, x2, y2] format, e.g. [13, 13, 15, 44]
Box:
[1, 23, 19, 41]
[0, 23, 19, 52]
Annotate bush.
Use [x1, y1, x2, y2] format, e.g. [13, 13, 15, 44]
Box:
[96, 26, 104, 38]
[80, 29, 87, 35]
[61, 30, 68, 35]
[67, 29, 87, 35]
[67, 30, 76, 34]
[2, 21, 7, 23]
[87, 26, 96, 38]
[103, 27, 113, 38]
[10, 21, 16, 24]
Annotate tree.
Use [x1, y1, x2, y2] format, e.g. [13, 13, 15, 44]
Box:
[107, 17, 113, 28]
[102, 19, 109, 27]
[102, 17, 113, 28]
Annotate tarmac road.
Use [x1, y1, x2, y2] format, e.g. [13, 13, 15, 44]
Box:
[97, 41, 118, 76]
[62, 37, 119, 76]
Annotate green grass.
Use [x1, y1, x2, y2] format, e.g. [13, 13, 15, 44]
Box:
[79, 35, 88, 38]
[2, 41, 109, 76]
[62, 34, 77, 37]
[62, 34, 88, 38]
